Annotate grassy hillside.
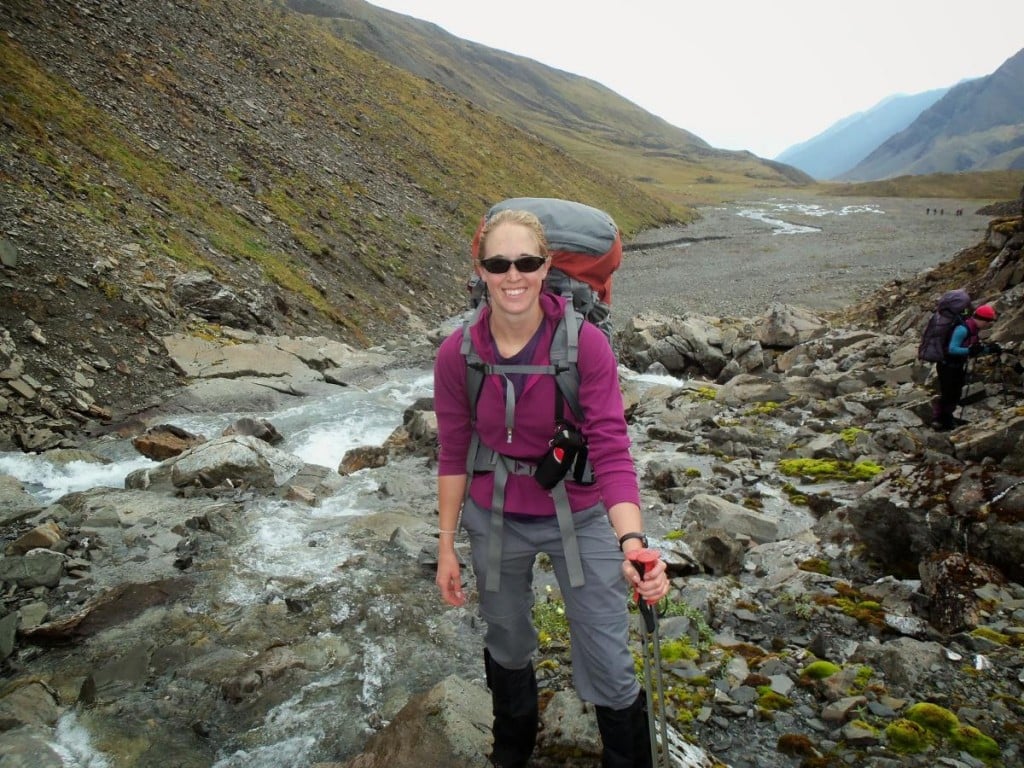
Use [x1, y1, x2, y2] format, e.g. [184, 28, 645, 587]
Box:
[291, 0, 814, 208]
[1, 0, 682, 347]
[820, 170, 1024, 200]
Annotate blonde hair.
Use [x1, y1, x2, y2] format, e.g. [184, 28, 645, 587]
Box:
[477, 209, 549, 258]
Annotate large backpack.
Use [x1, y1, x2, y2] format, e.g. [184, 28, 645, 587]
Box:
[459, 198, 622, 592]
[918, 289, 972, 363]
[463, 197, 622, 426]
[467, 197, 622, 341]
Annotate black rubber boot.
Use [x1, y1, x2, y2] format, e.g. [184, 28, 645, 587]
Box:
[595, 690, 653, 768]
[485, 648, 538, 768]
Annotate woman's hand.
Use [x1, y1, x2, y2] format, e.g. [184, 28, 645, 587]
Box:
[436, 548, 466, 607]
[622, 552, 670, 605]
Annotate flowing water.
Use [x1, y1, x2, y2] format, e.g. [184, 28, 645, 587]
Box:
[3, 366, 702, 766]
[2, 369, 484, 766]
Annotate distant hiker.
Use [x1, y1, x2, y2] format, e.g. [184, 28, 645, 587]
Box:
[930, 303, 1000, 430]
[434, 207, 668, 767]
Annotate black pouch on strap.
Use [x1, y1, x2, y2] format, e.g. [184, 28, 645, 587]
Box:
[534, 426, 587, 490]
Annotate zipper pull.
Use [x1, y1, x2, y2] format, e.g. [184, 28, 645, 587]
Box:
[506, 428, 513, 444]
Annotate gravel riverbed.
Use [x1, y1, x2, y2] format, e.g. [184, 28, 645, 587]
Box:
[613, 195, 992, 324]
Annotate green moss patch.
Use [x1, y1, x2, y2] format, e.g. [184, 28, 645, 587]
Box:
[800, 660, 840, 680]
[779, 458, 884, 482]
[885, 718, 930, 753]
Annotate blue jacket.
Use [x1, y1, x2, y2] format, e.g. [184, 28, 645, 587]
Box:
[946, 318, 980, 360]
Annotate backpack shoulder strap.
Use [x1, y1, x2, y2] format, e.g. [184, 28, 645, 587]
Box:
[460, 303, 487, 424]
[550, 308, 584, 423]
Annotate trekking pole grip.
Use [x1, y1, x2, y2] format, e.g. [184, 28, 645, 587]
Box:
[626, 548, 661, 632]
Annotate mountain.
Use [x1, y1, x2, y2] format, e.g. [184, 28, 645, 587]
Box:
[286, 0, 813, 199]
[775, 88, 950, 180]
[0, 0, 686, 449]
[841, 47, 1024, 181]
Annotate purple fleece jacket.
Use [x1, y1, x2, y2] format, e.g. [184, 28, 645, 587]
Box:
[434, 292, 640, 517]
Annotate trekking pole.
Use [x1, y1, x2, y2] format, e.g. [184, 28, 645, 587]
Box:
[628, 549, 671, 768]
[959, 358, 974, 422]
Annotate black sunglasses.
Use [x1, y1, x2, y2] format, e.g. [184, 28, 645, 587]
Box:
[477, 255, 547, 274]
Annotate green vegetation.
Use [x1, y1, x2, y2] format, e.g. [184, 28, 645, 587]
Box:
[797, 557, 832, 576]
[885, 719, 930, 753]
[658, 638, 700, 664]
[970, 626, 1011, 646]
[533, 598, 570, 651]
[822, 169, 1024, 200]
[839, 427, 865, 445]
[779, 458, 885, 482]
[950, 725, 1001, 760]
[757, 687, 794, 711]
[850, 665, 874, 694]
[812, 582, 887, 628]
[782, 482, 810, 507]
[905, 702, 959, 734]
[800, 660, 840, 680]
[901, 702, 1002, 762]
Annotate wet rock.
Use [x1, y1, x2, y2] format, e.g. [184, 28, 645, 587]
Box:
[221, 416, 283, 444]
[0, 475, 44, 526]
[339, 445, 388, 474]
[132, 423, 207, 460]
[79, 642, 153, 704]
[339, 675, 492, 768]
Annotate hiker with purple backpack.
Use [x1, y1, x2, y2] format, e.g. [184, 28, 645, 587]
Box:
[920, 294, 1001, 430]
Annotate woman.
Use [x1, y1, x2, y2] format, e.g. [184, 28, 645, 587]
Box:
[932, 303, 998, 430]
[433, 208, 669, 768]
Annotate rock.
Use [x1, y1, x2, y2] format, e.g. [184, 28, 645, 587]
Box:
[755, 304, 829, 348]
[0, 550, 64, 588]
[919, 552, 1005, 634]
[340, 676, 492, 768]
[5, 521, 65, 556]
[0, 475, 44, 526]
[222, 416, 283, 444]
[132, 423, 207, 459]
[125, 434, 306, 490]
[339, 445, 388, 474]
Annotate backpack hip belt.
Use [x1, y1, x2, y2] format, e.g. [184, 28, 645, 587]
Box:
[478, 450, 586, 595]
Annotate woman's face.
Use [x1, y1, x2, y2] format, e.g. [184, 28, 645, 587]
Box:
[477, 222, 549, 320]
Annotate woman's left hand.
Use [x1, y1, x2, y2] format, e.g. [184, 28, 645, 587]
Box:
[622, 553, 670, 604]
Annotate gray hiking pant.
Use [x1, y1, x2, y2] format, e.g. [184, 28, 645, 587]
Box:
[461, 498, 640, 710]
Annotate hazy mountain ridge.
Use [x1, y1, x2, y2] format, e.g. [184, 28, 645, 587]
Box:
[776, 88, 951, 180]
[842, 47, 1024, 180]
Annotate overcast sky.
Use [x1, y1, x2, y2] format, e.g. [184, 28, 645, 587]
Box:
[365, 1, 1024, 159]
